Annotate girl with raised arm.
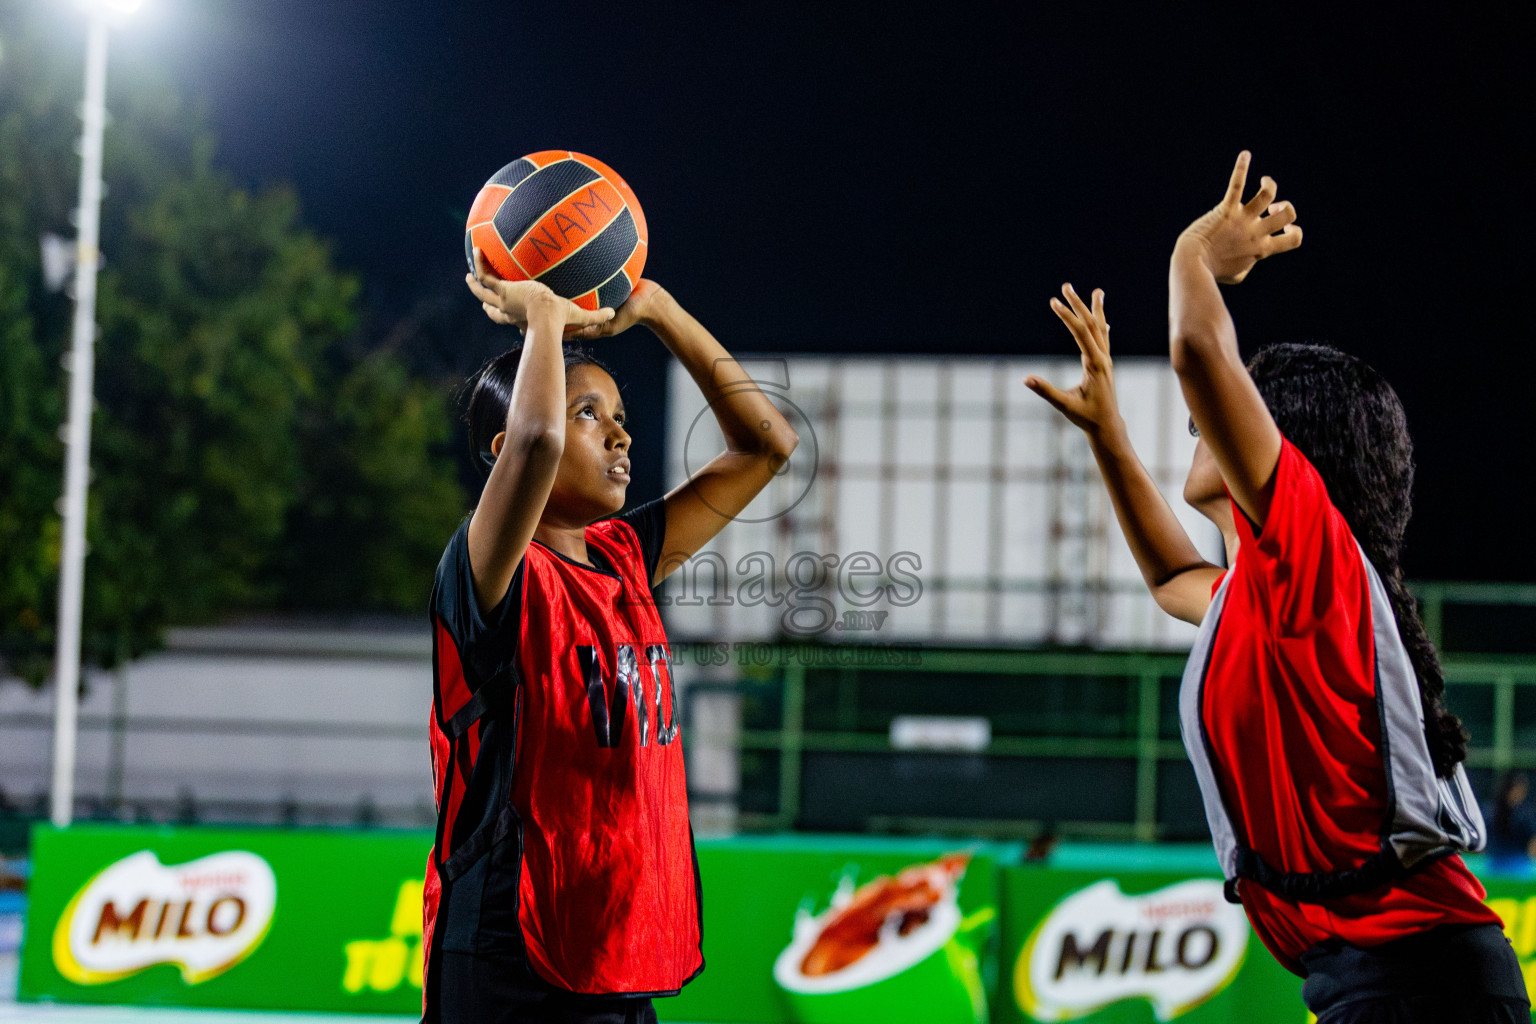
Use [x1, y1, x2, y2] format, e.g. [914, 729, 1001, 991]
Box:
[420, 253, 798, 1024]
[1027, 154, 1525, 1023]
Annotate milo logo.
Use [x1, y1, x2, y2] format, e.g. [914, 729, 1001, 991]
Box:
[773, 853, 993, 1024]
[1015, 879, 1248, 1021]
[52, 850, 276, 985]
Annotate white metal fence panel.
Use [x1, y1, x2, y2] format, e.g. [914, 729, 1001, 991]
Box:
[660, 355, 1221, 649]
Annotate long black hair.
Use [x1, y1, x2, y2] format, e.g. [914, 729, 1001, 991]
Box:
[463, 344, 616, 481]
[1246, 342, 1469, 777]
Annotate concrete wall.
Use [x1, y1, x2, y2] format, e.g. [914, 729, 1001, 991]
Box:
[1, 620, 433, 827]
[1, 618, 737, 832]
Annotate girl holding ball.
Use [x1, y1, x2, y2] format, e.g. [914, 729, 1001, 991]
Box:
[421, 252, 797, 1024]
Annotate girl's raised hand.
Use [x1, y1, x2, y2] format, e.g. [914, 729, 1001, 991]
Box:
[464, 248, 615, 331]
[1176, 151, 1303, 284]
[1025, 284, 1123, 440]
[566, 279, 669, 341]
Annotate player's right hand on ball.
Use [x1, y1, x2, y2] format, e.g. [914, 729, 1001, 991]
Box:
[466, 248, 615, 332]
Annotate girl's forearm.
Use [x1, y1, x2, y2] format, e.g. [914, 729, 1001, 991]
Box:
[1090, 426, 1215, 588]
[647, 295, 797, 460]
[1166, 239, 1282, 525]
[503, 303, 568, 445]
[1168, 241, 1239, 379]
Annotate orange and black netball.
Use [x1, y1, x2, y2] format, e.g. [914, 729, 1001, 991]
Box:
[465, 150, 648, 310]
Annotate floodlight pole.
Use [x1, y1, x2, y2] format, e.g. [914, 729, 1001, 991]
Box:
[51, 10, 110, 829]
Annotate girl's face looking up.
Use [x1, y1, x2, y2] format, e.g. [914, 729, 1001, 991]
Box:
[547, 363, 631, 524]
[484, 362, 631, 528]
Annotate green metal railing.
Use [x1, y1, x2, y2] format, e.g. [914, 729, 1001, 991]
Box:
[728, 649, 1186, 840]
[699, 643, 1536, 842]
[1414, 580, 1536, 651]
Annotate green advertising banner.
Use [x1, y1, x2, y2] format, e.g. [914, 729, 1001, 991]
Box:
[673, 837, 1007, 1024]
[1483, 879, 1536, 999]
[994, 849, 1304, 1024]
[21, 826, 1008, 1020]
[18, 825, 1536, 1021]
[20, 824, 431, 1015]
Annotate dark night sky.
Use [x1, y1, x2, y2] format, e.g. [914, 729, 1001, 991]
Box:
[92, 1, 1534, 581]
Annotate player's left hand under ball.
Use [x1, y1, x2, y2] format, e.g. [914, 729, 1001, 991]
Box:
[567, 279, 669, 340]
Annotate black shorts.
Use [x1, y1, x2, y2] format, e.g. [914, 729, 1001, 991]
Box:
[432, 953, 658, 1024]
[1300, 923, 1529, 1024]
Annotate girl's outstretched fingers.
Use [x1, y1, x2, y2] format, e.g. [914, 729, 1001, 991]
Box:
[1264, 201, 1298, 233]
[1024, 374, 1071, 413]
[1261, 200, 1303, 254]
[1091, 288, 1109, 351]
[1243, 175, 1278, 217]
[1061, 283, 1096, 327]
[1223, 150, 1252, 207]
[1049, 298, 1093, 353]
[1051, 285, 1109, 361]
[1030, 283, 1121, 438]
[1179, 152, 1302, 283]
[1273, 222, 1303, 253]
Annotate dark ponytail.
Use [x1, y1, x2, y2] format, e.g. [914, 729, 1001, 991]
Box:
[461, 344, 615, 481]
[1247, 343, 1468, 777]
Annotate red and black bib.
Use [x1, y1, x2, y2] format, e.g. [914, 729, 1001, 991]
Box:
[422, 508, 701, 1016]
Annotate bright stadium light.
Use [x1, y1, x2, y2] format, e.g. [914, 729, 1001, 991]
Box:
[52, 0, 136, 829]
[78, 0, 144, 13]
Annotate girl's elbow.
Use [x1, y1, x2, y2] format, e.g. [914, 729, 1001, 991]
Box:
[508, 423, 565, 459]
[1150, 578, 1210, 627]
[775, 424, 801, 460]
[750, 420, 798, 462]
[1151, 589, 1202, 627]
[1169, 328, 1220, 378]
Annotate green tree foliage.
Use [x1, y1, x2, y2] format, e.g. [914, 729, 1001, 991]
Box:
[283, 351, 465, 610]
[0, 10, 464, 682]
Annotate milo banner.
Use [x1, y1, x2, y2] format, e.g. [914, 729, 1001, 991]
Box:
[1485, 880, 1536, 1003]
[18, 825, 1536, 1019]
[670, 838, 1003, 1024]
[995, 851, 1302, 1024]
[20, 824, 430, 1014]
